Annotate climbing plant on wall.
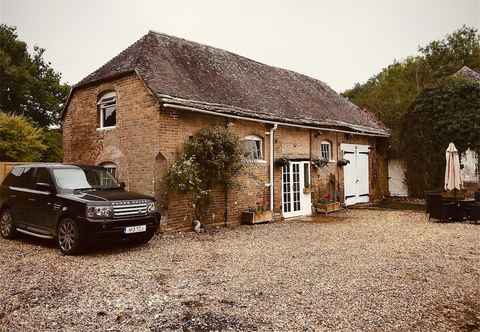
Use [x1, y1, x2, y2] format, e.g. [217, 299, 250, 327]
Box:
[167, 126, 245, 223]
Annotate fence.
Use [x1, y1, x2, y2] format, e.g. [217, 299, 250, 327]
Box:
[0, 162, 37, 183]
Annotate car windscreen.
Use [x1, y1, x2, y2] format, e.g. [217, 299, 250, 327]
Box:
[52, 167, 120, 190]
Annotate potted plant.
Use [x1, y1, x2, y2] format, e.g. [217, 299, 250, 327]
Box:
[242, 204, 272, 225]
[274, 157, 289, 167]
[337, 159, 350, 167]
[313, 158, 329, 169]
[314, 193, 341, 215]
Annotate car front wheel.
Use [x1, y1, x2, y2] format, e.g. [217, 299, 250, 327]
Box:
[57, 218, 82, 255]
[0, 209, 16, 239]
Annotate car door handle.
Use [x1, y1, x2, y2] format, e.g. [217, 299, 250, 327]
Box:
[9, 194, 16, 198]
[28, 198, 36, 202]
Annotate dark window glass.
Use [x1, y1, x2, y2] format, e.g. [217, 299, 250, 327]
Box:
[102, 107, 116, 127]
[243, 139, 262, 160]
[17, 167, 36, 189]
[2, 167, 31, 187]
[35, 168, 52, 185]
[98, 93, 117, 128]
[2, 173, 17, 187]
[321, 142, 331, 160]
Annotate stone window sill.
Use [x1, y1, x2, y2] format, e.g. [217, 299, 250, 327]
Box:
[96, 126, 116, 132]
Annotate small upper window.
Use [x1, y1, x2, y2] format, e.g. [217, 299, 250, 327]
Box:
[100, 162, 117, 179]
[97, 91, 117, 129]
[243, 135, 263, 160]
[321, 141, 332, 161]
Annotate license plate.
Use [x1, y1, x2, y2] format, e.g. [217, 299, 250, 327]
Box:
[124, 225, 146, 234]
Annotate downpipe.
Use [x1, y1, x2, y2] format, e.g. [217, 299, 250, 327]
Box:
[270, 124, 278, 213]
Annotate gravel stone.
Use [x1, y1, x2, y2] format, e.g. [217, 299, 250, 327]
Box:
[0, 209, 479, 331]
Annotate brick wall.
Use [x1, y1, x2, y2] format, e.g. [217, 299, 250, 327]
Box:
[63, 74, 388, 232]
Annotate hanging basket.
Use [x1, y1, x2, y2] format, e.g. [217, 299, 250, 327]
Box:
[313, 158, 329, 169]
[337, 159, 350, 167]
[274, 157, 289, 167]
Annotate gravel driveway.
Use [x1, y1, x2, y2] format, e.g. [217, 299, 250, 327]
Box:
[0, 209, 479, 331]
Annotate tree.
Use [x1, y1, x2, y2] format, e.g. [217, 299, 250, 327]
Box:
[402, 78, 480, 197]
[167, 126, 245, 224]
[0, 24, 69, 127]
[419, 26, 480, 83]
[0, 112, 47, 161]
[40, 129, 63, 162]
[343, 26, 480, 156]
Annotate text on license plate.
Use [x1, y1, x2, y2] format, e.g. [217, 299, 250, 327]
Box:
[124, 225, 147, 234]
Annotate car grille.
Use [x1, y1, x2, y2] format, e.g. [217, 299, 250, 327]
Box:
[112, 199, 149, 218]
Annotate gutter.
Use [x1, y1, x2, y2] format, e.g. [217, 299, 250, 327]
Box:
[162, 103, 389, 138]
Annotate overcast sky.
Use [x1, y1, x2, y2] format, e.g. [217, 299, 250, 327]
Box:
[1, 0, 479, 91]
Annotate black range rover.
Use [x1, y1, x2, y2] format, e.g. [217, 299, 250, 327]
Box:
[0, 164, 160, 254]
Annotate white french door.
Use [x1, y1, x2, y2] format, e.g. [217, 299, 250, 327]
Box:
[342, 144, 370, 206]
[282, 161, 312, 218]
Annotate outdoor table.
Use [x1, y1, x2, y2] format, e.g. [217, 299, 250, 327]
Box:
[441, 198, 480, 221]
[458, 199, 480, 221]
[425, 191, 480, 222]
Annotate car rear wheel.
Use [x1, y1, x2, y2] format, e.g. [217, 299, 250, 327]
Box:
[57, 218, 82, 255]
[0, 209, 16, 239]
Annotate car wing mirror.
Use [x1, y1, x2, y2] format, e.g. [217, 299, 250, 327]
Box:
[119, 181, 126, 189]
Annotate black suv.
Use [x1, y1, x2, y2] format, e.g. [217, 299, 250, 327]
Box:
[0, 164, 160, 254]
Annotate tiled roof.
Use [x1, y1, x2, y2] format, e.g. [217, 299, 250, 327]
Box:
[454, 66, 480, 82]
[71, 31, 388, 136]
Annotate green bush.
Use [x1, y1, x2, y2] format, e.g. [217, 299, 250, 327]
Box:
[402, 78, 480, 196]
[0, 112, 47, 161]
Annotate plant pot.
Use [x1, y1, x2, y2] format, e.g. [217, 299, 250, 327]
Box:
[314, 201, 341, 215]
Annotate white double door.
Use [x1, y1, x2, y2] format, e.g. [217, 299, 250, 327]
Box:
[281, 161, 312, 218]
[342, 144, 370, 206]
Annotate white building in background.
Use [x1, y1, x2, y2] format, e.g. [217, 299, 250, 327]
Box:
[388, 159, 408, 197]
[461, 149, 479, 184]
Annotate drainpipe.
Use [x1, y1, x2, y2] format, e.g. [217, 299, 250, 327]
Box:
[269, 124, 278, 214]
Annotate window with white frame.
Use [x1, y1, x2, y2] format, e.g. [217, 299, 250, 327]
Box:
[320, 141, 332, 161]
[97, 91, 117, 129]
[242, 135, 263, 160]
[100, 162, 117, 179]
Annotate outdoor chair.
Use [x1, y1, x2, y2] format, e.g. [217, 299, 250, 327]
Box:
[425, 191, 460, 222]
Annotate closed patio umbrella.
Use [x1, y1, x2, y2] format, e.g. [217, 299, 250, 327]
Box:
[444, 142, 463, 191]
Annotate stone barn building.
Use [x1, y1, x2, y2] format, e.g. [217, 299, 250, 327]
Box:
[62, 31, 390, 231]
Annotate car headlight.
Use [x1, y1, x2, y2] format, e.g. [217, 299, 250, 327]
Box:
[147, 201, 157, 214]
[86, 206, 113, 218]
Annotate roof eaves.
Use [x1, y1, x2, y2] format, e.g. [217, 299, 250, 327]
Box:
[159, 94, 390, 137]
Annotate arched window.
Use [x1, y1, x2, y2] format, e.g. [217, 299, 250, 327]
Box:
[97, 91, 117, 129]
[320, 141, 332, 161]
[100, 162, 117, 178]
[242, 135, 263, 160]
